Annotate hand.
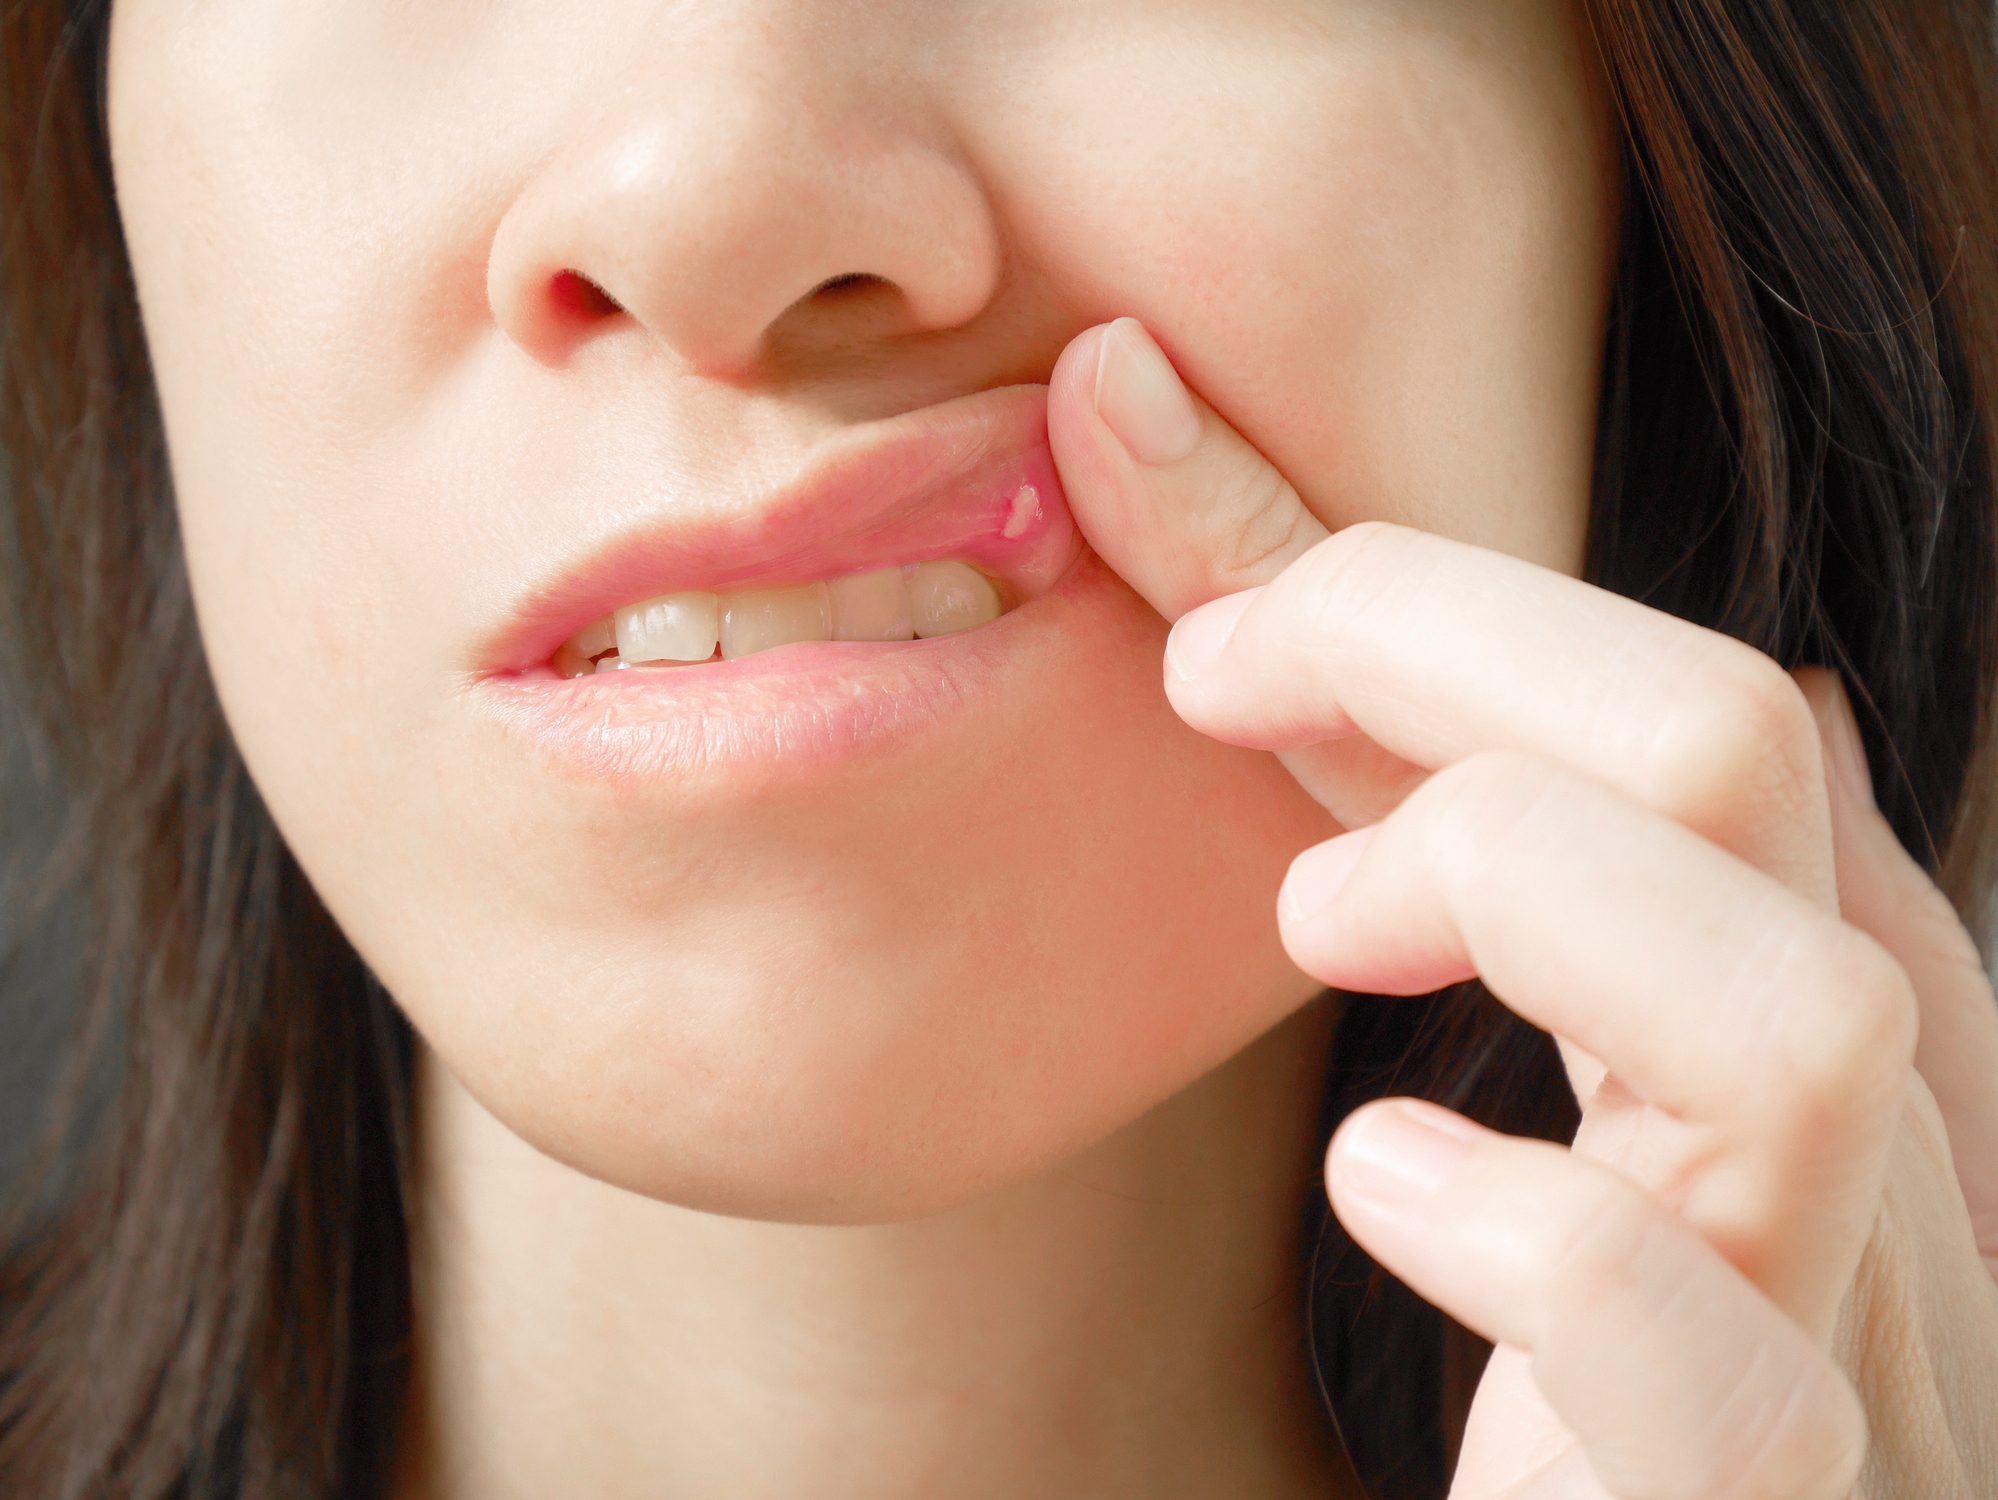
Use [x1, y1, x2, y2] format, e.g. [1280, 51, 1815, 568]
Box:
[1047, 316, 1998, 1498]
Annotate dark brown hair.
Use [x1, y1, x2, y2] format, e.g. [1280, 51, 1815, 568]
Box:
[4, 1, 1995, 1497]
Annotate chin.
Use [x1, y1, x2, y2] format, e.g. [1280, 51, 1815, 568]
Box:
[386, 841, 1324, 1227]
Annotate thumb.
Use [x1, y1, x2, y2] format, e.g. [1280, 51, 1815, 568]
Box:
[1047, 316, 1331, 620]
[1048, 317, 1421, 831]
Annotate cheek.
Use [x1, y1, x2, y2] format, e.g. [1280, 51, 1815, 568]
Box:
[990, 3, 1618, 572]
[106, 2, 510, 859]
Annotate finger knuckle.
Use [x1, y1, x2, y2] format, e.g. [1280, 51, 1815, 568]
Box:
[1718, 1355, 1869, 1500]
[1755, 920, 1919, 1124]
[1259, 521, 1412, 667]
[1641, 639, 1824, 836]
[1897, 1075, 1960, 1202]
[1283, 518, 1419, 623]
[1406, 748, 1571, 886]
[1211, 462, 1316, 590]
[1886, 858, 1990, 989]
[1540, 1175, 1669, 1331]
[1542, 1195, 1869, 1500]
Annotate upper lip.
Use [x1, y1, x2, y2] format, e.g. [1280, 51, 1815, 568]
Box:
[470, 383, 1083, 677]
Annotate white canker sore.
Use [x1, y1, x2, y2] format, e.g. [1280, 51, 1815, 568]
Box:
[1000, 483, 1039, 541]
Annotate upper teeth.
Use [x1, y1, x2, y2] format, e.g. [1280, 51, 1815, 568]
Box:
[555, 560, 1006, 675]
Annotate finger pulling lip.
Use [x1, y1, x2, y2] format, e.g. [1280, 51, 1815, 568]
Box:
[470, 384, 1083, 678]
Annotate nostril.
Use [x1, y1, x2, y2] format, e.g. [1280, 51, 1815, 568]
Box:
[550, 269, 622, 319]
[810, 272, 875, 297]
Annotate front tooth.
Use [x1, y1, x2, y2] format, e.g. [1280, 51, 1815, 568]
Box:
[719, 579, 831, 659]
[615, 591, 720, 663]
[828, 566, 914, 641]
[908, 560, 1001, 637]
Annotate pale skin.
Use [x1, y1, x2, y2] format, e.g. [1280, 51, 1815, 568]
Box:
[98, 0, 1997, 1496]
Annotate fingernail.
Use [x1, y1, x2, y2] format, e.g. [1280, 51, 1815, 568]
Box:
[1165, 589, 1257, 681]
[1332, 1099, 1482, 1209]
[1825, 678, 1878, 810]
[1278, 824, 1375, 923]
[1093, 317, 1202, 466]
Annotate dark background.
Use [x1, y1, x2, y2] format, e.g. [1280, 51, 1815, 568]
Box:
[3, 703, 88, 1216]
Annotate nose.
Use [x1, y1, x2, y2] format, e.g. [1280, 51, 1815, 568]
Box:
[485, 22, 1004, 380]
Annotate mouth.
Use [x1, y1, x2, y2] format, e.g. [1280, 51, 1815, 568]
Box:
[551, 552, 1025, 677]
[462, 383, 1113, 785]
[472, 383, 1083, 681]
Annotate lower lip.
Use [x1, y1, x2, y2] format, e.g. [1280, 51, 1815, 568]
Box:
[462, 544, 1118, 789]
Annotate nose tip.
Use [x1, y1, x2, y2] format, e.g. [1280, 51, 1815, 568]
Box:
[484, 88, 1003, 379]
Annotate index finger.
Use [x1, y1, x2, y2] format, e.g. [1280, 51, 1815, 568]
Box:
[1165, 521, 1839, 913]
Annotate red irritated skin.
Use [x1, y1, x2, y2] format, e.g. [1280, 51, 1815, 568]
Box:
[467, 382, 1085, 680]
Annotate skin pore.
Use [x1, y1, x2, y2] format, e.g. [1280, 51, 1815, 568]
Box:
[103, 0, 1619, 1494]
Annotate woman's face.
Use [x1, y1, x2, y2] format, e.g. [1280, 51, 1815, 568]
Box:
[106, 0, 1619, 1221]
